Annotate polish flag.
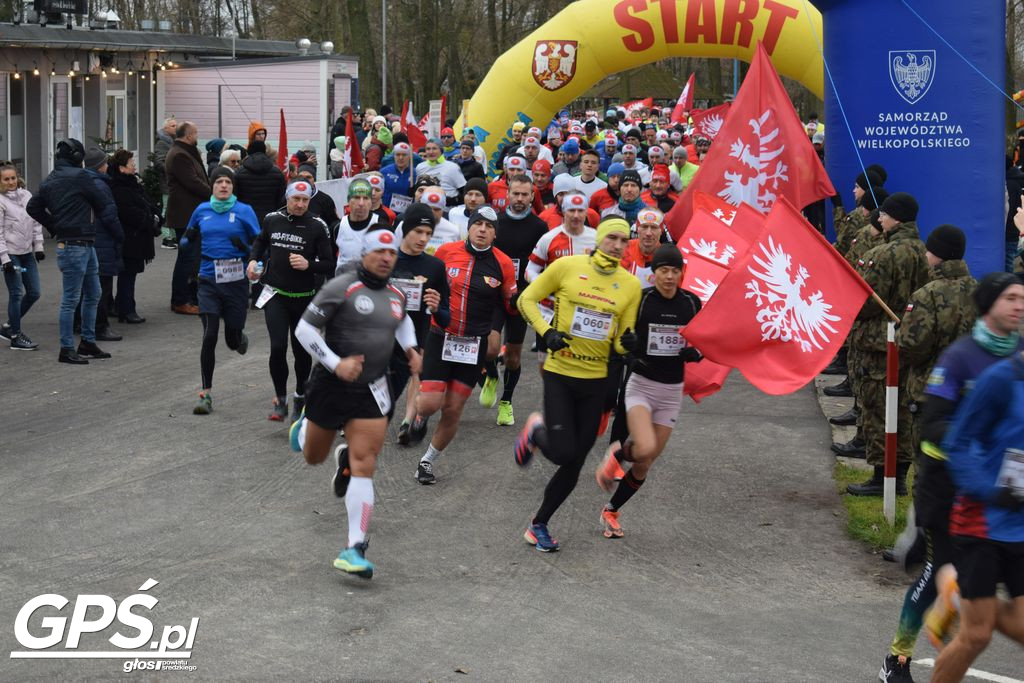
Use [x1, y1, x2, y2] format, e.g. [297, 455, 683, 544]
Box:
[343, 110, 364, 177]
[276, 108, 288, 171]
[401, 100, 428, 152]
[671, 73, 696, 124]
[679, 248, 733, 402]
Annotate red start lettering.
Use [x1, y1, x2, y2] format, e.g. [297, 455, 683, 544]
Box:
[614, 0, 800, 55]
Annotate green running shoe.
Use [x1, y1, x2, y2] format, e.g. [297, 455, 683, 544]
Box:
[479, 375, 498, 408]
[496, 400, 515, 426]
[334, 542, 374, 579]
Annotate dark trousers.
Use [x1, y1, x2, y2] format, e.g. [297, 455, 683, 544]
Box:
[171, 227, 199, 306]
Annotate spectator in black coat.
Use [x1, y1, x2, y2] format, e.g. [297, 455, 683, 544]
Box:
[233, 140, 286, 228]
[453, 138, 485, 182]
[83, 148, 124, 341]
[109, 149, 160, 323]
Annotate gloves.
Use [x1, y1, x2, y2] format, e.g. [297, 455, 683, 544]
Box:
[993, 487, 1024, 512]
[543, 328, 572, 352]
[679, 347, 703, 363]
[1, 261, 12, 273]
[35, 251, 45, 261]
[619, 328, 639, 354]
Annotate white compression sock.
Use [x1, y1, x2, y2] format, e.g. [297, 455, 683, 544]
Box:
[345, 476, 374, 547]
[297, 418, 307, 450]
[421, 443, 442, 464]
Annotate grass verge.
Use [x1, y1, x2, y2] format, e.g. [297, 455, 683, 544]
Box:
[834, 462, 914, 550]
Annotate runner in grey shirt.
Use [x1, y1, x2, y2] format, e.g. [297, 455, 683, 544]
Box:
[290, 229, 421, 579]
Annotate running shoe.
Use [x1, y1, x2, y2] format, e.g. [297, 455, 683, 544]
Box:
[496, 400, 515, 426]
[925, 565, 960, 652]
[236, 330, 249, 355]
[193, 391, 212, 415]
[524, 522, 559, 552]
[333, 541, 374, 579]
[513, 412, 543, 467]
[601, 506, 624, 539]
[10, 332, 38, 350]
[0, 323, 12, 341]
[268, 397, 288, 422]
[332, 444, 351, 498]
[479, 375, 499, 408]
[596, 442, 626, 492]
[288, 409, 305, 453]
[293, 394, 305, 416]
[596, 410, 611, 437]
[415, 460, 436, 485]
[408, 414, 429, 444]
[878, 654, 913, 683]
[396, 420, 411, 446]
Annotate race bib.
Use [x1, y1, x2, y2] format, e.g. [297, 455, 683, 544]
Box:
[570, 306, 613, 341]
[255, 284, 276, 309]
[634, 266, 654, 287]
[998, 448, 1024, 496]
[368, 375, 391, 415]
[646, 324, 685, 357]
[441, 333, 481, 365]
[391, 278, 423, 311]
[426, 235, 450, 255]
[390, 194, 412, 214]
[214, 258, 245, 283]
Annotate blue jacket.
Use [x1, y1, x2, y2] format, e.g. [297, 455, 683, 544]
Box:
[944, 353, 1024, 542]
[85, 168, 125, 276]
[26, 159, 111, 241]
[181, 200, 261, 281]
[381, 163, 413, 208]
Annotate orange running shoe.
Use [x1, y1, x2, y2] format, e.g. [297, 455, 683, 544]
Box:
[925, 564, 960, 652]
[601, 506, 624, 538]
[596, 442, 626, 492]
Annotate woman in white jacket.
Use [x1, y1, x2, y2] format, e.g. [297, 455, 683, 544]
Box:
[0, 163, 44, 350]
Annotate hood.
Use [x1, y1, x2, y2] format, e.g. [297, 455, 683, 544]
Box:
[156, 129, 173, 144]
[241, 152, 275, 173]
[248, 121, 267, 144]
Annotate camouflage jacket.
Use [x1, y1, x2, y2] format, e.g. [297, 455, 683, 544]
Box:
[896, 259, 977, 402]
[854, 221, 930, 353]
[834, 208, 868, 258]
[845, 223, 883, 268]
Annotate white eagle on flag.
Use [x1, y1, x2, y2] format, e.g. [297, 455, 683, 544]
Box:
[689, 238, 737, 266]
[744, 237, 840, 352]
[718, 110, 789, 212]
[689, 278, 719, 303]
[697, 113, 725, 140]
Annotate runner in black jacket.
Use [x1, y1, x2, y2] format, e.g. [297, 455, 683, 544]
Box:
[595, 244, 704, 539]
[247, 180, 335, 421]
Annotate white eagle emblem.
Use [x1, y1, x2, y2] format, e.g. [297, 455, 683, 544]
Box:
[718, 110, 789, 213]
[689, 277, 719, 303]
[889, 50, 935, 105]
[688, 238, 737, 267]
[532, 40, 578, 92]
[710, 207, 736, 226]
[744, 237, 840, 353]
[697, 113, 725, 140]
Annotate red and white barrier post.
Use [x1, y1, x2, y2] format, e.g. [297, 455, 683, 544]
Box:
[883, 320, 898, 524]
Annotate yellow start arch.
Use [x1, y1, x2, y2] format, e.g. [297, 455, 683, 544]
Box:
[455, 0, 824, 173]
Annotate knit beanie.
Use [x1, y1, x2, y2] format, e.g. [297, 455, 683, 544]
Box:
[925, 224, 966, 261]
[402, 202, 436, 230]
[596, 217, 630, 244]
[651, 244, 684, 271]
[880, 192, 919, 223]
[464, 177, 488, 199]
[974, 272, 1024, 316]
[620, 169, 643, 189]
[855, 170, 881, 193]
[861, 186, 888, 212]
[209, 166, 235, 185]
[866, 164, 888, 185]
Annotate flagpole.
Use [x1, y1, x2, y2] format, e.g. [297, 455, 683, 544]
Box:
[868, 291, 901, 323]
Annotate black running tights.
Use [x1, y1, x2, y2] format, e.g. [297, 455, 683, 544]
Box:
[533, 372, 605, 525]
[263, 294, 312, 398]
[200, 313, 242, 390]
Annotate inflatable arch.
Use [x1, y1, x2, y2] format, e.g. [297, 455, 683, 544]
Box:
[456, 0, 824, 174]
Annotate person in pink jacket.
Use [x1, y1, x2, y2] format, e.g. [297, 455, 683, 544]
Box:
[0, 162, 45, 350]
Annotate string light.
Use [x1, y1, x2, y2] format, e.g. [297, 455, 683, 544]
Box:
[32, 66, 39, 76]
[12, 71, 19, 80]
[101, 69, 107, 78]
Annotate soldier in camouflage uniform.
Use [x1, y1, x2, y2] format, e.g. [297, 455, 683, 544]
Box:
[834, 169, 883, 257]
[847, 192, 930, 496]
[830, 208, 890, 453]
[896, 225, 976, 449]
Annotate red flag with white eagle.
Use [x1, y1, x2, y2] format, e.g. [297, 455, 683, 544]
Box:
[678, 209, 752, 269]
[401, 100, 428, 152]
[683, 197, 872, 395]
[665, 42, 835, 240]
[276, 108, 289, 172]
[673, 192, 764, 245]
[678, 248, 733, 402]
[690, 102, 731, 141]
[343, 110, 364, 178]
[671, 73, 695, 124]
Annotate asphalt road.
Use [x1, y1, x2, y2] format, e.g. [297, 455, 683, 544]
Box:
[1, 248, 1020, 681]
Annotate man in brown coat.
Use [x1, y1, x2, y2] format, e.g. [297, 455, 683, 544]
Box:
[166, 121, 210, 314]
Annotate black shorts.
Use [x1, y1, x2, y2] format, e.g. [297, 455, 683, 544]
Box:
[490, 306, 529, 345]
[952, 535, 1024, 599]
[197, 278, 249, 330]
[304, 367, 386, 430]
[420, 328, 485, 398]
